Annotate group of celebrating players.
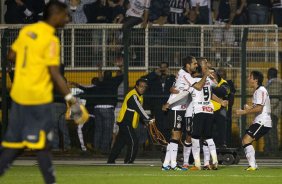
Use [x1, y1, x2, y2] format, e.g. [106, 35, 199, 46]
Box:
[159, 56, 272, 171]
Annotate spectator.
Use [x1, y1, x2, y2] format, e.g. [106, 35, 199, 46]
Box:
[246, 0, 271, 24]
[217, 68, 236, 146]
[183, 9, 198, 24]
[93, 65, 124, 154]
[144, 62, 175, 140]
[213, 0, 237, 67]
[210, 68, 231, 148]
[190, 0, 211, 24]
[264, 68, 282, 152]
[108, 0, 126, 23]
[4, 0, 45, 24]
[272, 0, 282, 27]
[66, 0, 97, 23]
[84, 0, 111, 23]
[148, 0, 169, 25]
[122, 0, 150, 49]
[168, 0, 189, 24]
[233, 0, 248, 25]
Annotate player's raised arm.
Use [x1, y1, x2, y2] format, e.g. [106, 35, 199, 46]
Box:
[192, 58, 211, 91]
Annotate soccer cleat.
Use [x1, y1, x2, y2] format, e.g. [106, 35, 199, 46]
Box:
[202, 165, 212, 170]
[171, 165, 183, 171]
[190, 166, 201, 171]
[182, 164, 189, 171]
[245, 166, 258, 171]
[161, 165, 171, 171]
[211, 162, 218, 170]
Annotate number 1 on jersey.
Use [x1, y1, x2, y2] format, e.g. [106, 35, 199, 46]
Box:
[22, 46, 28, 68]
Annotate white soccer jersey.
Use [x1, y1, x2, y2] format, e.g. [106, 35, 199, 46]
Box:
[252, 86, 272, 127]
[185, 94, 193, 117]
[191, 77, 214, 114]
[168, 69, 195, 111]
[126, 0, 151, 18]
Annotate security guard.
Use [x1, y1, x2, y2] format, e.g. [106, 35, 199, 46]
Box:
[210, 68, 230, 148]
[107, 78, 154, 164]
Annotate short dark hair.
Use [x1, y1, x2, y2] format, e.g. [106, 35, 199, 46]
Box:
[251, 70, 264, 86]
[267, 67, 278, 79]
[217, 68, 227, 79]
[159, 62, 169, 68]
[196, 57, 207, 63]
[182, 56, 195, 68]
[135, 78, 148, 86]
[43, 0, 68, 20]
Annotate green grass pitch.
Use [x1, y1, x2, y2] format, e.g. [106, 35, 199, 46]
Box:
[1, 165, 282, 184]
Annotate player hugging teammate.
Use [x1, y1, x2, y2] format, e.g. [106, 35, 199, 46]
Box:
[161, 56, 228, 171]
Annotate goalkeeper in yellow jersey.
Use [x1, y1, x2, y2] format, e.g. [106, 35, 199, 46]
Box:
[0, 1, 88, 184]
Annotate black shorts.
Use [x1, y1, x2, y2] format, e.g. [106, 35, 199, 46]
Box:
[185, 117, 192, 136]
[167, 110, 186, 131]
[2, 101, 54, 149]
[191, 113, 214, 139]
[246, 123, 271, 141]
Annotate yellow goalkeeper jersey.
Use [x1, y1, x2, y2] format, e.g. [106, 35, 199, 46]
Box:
[10, 21, 60, 105]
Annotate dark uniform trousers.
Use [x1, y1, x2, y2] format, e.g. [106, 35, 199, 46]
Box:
[107, 123, 139, 164]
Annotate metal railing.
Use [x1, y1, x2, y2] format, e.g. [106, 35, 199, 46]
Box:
[0, 24, 279, 70]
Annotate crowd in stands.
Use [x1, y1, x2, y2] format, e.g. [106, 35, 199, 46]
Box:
[3, 0, 282, 27]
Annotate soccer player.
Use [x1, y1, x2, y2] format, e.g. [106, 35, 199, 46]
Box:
[236, 71, 272, 171]
[161, 56, 210, 171]
[0, 1, 83, 184]
[182, 94, 193, 170]
[188, 58, 228, 170]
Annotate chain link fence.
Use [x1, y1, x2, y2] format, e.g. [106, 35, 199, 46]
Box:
[0, 24, 281, 155]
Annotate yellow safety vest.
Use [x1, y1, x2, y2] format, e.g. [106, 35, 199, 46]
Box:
[211, 79, 230, 112]
[117, 88, 144, 129]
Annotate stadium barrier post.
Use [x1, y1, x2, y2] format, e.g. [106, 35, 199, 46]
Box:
[1, 28, 8, 137]
[240, 27, 248, 138]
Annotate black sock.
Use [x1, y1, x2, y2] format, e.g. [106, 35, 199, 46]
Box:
[0, 148, 23, 176]
[37, 149, 55, 184]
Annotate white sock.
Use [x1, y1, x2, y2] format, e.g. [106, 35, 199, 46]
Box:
[77, 124, 86, 151]
[244, 144, 256, 168]
[170, 142, 178, 168]
[206, 139, 218, 164]
[183, 141, 192, 165]
[192, 138, 201, 167]
[203, 143, 210, 166]
[162, 143, 171, 167]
